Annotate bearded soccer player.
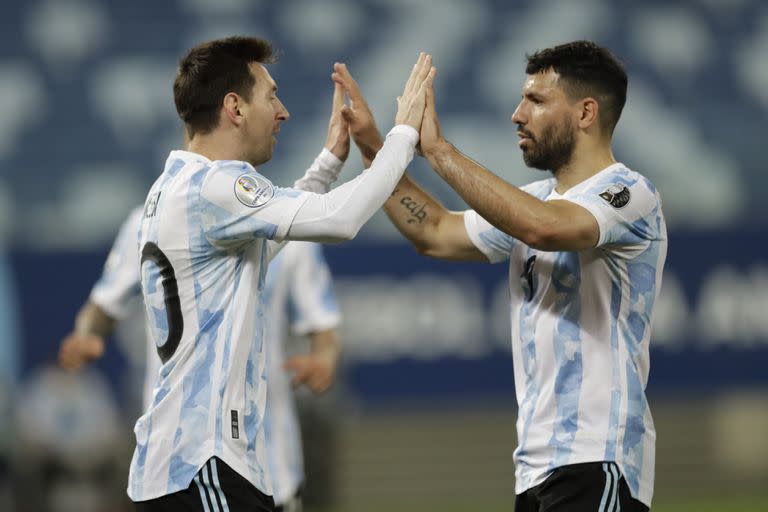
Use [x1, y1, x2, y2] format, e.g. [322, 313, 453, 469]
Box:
[336, 41, 666, 511]
[127, 37, 434, 511]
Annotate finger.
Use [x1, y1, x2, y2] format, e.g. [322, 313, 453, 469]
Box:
[291, 372, 310, 388]
[333, 63, 363, 101]
[403, 52, 426, 97]
[332, 82, 344, 112]
[412, 55, 433, 96]
[340, 105, 355, 124]
[312, 375, 331, 393]
[414, 65, 436, 103]
[425, 67, 437, 110]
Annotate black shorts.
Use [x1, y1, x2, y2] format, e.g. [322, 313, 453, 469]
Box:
[515, 462, 649, 512]
[134, 457, 275, 512]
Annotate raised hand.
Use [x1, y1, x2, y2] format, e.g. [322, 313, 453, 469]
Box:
[395, 52, 436, 131]
[331, 62, 382, 161]
[324, 82, 350, 161]
[420, 65, 445, 158]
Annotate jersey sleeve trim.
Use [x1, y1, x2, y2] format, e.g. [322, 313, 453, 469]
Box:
[463, 210, 508, 263]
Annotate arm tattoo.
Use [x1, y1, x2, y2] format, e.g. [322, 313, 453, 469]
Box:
[399, 196, 428, 224]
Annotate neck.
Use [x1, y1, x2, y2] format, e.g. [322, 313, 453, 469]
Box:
[187, 130, 246, 163]
[552, 140, 616, 193]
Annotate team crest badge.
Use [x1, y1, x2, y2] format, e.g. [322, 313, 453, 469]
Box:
[599, 184, 630, 209]
[234, 173, 274, 208]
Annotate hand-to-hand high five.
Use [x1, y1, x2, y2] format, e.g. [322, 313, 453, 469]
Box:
[332, 52, 435, 163]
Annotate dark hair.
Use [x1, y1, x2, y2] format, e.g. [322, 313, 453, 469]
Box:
[174, 36, 276, 137]
[526, 40, 627, 135]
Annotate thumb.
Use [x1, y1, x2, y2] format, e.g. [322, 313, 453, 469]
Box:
[340, 105, 356, 124]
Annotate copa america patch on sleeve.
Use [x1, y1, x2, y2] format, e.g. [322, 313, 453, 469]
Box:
[599, 184, 631, 209]
[234, 173, 274, 208]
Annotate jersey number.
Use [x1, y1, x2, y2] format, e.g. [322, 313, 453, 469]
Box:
[141, 242, 183, 363]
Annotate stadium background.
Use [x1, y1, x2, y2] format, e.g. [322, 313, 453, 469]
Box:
[1, 0, 767, 510]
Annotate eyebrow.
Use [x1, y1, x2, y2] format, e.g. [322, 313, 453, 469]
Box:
[524, 89, 548, 101]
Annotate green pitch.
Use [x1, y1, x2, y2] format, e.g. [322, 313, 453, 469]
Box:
[326, 495, 768, 512]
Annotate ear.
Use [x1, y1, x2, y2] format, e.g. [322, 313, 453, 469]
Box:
[222, 92, 243, 126]
[578, 97, 599, 130]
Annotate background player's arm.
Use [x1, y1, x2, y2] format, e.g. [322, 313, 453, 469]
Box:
[284, 328, 340, 393]
[59, 301, 113, 370]
[282, 243, 341, 393]
[59, 207, 143, 371]
[419, 78, 599, 252]
[332, 62, 485, 261]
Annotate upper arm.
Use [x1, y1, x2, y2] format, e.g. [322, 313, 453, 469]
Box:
[90, 206, 144, 318]
[561, 174, 664, 252]
[423, 211, 489, 261]
[200, 165, 310, 247]
[530, 199, 600, 252]
[288, 243, 341, 335]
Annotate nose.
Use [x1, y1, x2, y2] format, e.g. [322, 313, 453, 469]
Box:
[277, 99, 289, 121]
[511, 102, 524, 125]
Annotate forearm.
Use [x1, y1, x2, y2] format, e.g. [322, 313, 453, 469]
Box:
[352, 130, 469, 257]
[426, 142, 561, 249]
[286, 126, 417, 242]
[74, 301, 116, 338]
[293, 148, 344, 194]
[383, 173, 452, 254]
[309, 329, 340, 361]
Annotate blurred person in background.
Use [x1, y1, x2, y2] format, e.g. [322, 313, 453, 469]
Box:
[335, 40, 666, 511]
[59, 205, 342, 512]
[14, 364, 122, 512]
[125, 36, 431, 511]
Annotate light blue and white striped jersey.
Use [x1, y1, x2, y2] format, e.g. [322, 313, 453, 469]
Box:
[89, 207, 340, 506]
[89, 206, 159, 409]
[128, 150, 315, 501]
[90, 206, 144, 322]
[261, 242, 340, 505]
[464, 163, 667, 507]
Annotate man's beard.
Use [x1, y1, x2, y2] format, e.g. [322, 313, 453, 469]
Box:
[520, 118, 575, 172]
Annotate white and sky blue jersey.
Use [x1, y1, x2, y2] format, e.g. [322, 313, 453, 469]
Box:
[128, 150, 314, 501]
[89, 205, 160, 409]
[90, 205, 144, 322]
[89, 204, 340, 506]
[464, 163, 667, 507]
[261, 242, 340, 505]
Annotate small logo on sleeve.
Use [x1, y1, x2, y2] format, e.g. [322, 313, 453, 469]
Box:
[599, 184, 630, 209]
[234, 173, 274, 208]
[231, 410, 240, 439]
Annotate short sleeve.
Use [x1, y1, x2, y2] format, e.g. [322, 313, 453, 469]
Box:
[199, 162, 312, 247]
[287, 243, 341, 335]
[463, 210, 515, 263]
[564, 169, 665, 248]
[90, 206, 144, 319]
